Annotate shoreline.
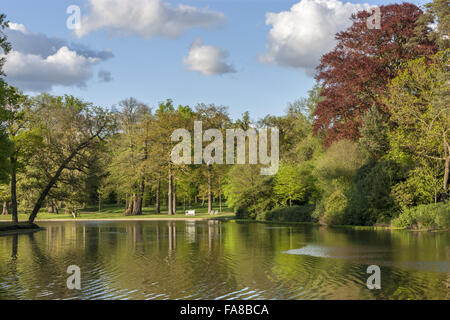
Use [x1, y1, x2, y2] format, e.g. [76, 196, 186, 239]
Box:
[1, 216, 448, 234]
[31, 216, 233, 222]
[231, 219, 450, 232]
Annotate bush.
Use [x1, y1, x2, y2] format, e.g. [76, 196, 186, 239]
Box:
[346, 160, 407, 225]
[392, 202, 450, 230]
[257, 205, 315, 223]
[322, 190, 348, 225]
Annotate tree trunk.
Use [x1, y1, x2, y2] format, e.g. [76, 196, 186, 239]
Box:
[133, 179, 145, 215]
[208, 165, 213, 214]
[155, 178, 160, 213]
[10, 156, 18, 223]
[28, 135, 102, 223]
[173, 181, 176, 214]
[442, 142, 449, 202]
[124, 194, 135, 216]
[443, 155, 449, 201]
[168, 163, 173, 215]
[2, 202, 10, 215]
[219, 193, 222, 213]
[48, 200, 58, 214]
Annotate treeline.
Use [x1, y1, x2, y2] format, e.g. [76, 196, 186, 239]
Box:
[0, 1, 449, 229]
[226, 1, 450, 230]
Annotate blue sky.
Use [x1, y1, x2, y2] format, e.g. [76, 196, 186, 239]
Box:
[1, 0, 426, 121]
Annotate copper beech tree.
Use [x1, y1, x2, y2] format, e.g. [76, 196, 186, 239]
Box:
[314, 3, 437, 145]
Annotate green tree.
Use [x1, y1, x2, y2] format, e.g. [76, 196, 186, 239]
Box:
[273, 162, 315, 207]
[0, 14, 11, 186]
[224, 164, 273, 218]
[3, 87, 42, 223]
[359, 105, 390, 160]
[385, 51, 449, 200]
[27, 94, 114, 223]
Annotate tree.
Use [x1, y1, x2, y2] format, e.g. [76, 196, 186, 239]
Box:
[195, 103, 231, 213]
[27, 94, 114, 223]
[385, 51, 449, 200]
[224, 164, 274, 218]
[359, 105, 389, 159]
[273, 162, 315, 207]
[0, 14, 11, 187]
[314, 3, 437, 145]
[0, 13, 10, 77]
[108, 98, 151, 216]
[3, 87, 42, 223]
[412, 0, 449, 50]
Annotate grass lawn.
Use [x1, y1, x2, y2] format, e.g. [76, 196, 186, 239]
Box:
[0, 203, 235, 222]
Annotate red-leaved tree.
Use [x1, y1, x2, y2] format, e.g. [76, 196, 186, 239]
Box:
[314, 3, 437, 145]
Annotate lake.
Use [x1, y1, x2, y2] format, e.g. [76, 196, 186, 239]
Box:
[0, 220, 448, 299]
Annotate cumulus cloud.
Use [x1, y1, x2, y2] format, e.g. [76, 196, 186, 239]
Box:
[183, 39, 235, 76]
[74, 0, 225, 39]
[3, 23, 113, 91]
[259, 0, 370, 76]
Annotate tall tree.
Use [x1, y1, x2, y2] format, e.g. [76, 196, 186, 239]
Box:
[27, 94, 113, 223]
[385, 51, 449, 200]
[314, 3, 437, 145]
[3, 87, 42, 223]
[0, 14, 11, 187]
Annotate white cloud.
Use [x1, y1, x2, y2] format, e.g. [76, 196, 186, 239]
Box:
[3, 23, 113, 91]
[74, 0, 225, 39]
[8, 23, 30, 34]
[259, 0, 370, 76]
[4, 47, 100, 91]
[183, 39, 235, 76]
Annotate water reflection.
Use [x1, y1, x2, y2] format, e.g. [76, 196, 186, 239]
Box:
[0, 221, 448, 300]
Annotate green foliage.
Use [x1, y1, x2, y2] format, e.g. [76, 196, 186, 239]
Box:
[392, 202, 450, 230]
[273, 162, 316, 207]
[413, 0, 449, 50]
[322, 189, 348, 225]
[391, 162, 443, 209]
[224, 164, 274, 219]
[385, 51, 449, 198]
[347, 160, 408, 225]
[256, 205, 315, 223]
[359, 105, 389, 159]
[0, 13, 11, 77]
[0, 128, 11, 184]
[315, 140, 365, 185]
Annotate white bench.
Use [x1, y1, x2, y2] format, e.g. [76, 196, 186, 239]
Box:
[185, 210, 196, 216]
[210, 210, 219, 215]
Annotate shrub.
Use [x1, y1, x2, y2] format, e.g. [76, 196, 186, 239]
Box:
[392, 202, 450, 230]
[346, 160, 407, 225]
[322, 190, 348, 225]
[257, 205, 315, 223]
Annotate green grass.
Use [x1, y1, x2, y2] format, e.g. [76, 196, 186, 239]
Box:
[0, 203, 235, 222]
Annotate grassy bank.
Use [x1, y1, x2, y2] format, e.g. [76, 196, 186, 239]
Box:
[0, 204, 235, 222]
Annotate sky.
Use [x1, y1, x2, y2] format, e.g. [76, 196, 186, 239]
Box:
[1, 0, 427, 121]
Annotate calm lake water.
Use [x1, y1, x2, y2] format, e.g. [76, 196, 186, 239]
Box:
[0, 220, 448, 300]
